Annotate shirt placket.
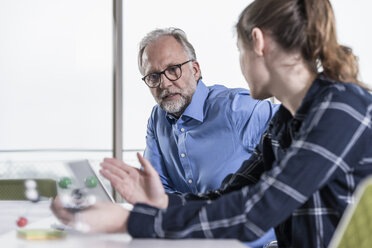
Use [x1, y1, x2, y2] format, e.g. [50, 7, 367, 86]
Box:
[173, 121, 197, 193]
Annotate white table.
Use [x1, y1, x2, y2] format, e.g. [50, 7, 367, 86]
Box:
[0, 200, 53, 234]
[0, 201, 248, 248]
[0, 233, 248, 248]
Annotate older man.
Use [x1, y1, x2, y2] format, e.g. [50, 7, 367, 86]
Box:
[102, 28, 277, 247]
[136, 28, 278, 196]
[53, 26, 280, 245]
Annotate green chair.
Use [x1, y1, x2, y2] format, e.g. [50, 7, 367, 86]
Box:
[0, 179, 57, 200]
[329, 176, 372, 248]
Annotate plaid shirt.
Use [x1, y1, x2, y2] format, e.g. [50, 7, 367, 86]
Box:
[128, 75, 372, 248]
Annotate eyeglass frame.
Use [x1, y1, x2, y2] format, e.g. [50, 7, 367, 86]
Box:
[141, 59, 195, 88]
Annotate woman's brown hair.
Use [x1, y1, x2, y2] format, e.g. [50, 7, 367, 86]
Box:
[236, 0, 367, 89]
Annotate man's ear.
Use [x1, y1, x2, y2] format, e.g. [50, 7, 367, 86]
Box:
[191, 60, 201, 81]
[251, 27, 265, 56]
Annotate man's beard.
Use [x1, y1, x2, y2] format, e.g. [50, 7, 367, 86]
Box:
[157, 86, 195, 116]
[158, 92, 191, 116]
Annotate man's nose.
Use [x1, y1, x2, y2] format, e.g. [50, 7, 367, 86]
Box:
[159, 74, 173, 89]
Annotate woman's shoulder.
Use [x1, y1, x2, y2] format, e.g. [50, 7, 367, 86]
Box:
[313, 76, 372, 110]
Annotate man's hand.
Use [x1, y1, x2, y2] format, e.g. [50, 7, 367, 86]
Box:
[100, 153, 169, 209]
[50, 196, 129, 233]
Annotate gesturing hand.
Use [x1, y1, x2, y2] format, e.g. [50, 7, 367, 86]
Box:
[50, 196, 129, 233]
[100, 153, 169, 209]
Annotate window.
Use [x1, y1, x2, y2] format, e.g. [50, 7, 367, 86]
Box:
[0, 0, 113, 183]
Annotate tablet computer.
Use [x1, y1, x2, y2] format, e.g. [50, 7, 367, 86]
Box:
[66, 160, 114, 203]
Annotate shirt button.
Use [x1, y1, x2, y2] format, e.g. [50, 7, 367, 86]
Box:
[188, 179, 193, 184]
[180, 128, 185, 132]
[181, 153, 185, 158]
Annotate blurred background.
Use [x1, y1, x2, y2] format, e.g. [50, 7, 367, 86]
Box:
[0, 0, 371, 189]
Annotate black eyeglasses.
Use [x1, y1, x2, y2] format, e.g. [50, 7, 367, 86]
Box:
[142, 60, 194, 88]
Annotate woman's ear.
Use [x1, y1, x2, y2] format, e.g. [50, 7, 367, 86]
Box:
[251, 27, 265, 56]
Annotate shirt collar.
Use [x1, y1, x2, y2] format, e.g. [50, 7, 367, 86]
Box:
[166, 80, 208, 123]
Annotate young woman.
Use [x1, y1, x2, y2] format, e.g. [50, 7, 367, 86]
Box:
[52, 0, 372, 247]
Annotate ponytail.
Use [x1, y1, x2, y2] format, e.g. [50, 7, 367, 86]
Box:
[302, 0, 365, 88]
[236, 0, 368, 89]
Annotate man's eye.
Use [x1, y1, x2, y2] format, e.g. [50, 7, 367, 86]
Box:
[148, 74, 160, 81]
[166, 66, 178, 75]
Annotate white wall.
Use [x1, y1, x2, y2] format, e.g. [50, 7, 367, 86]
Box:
[0, 0, 371, 155]
[332, 0, 372, 87]
[123, 0, 372, 150]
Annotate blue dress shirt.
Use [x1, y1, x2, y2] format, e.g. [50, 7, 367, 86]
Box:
[144, 80, 278, 194]
[143, 80, 278, 247]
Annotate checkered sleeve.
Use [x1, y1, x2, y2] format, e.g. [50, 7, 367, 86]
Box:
[128, 91, 372, 241]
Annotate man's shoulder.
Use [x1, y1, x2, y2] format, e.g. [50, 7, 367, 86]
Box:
[203, 84, 264, 118]
[147, 104, 167, 123]
[206, 84, 253, 101]
[150, 104, 164, 114]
